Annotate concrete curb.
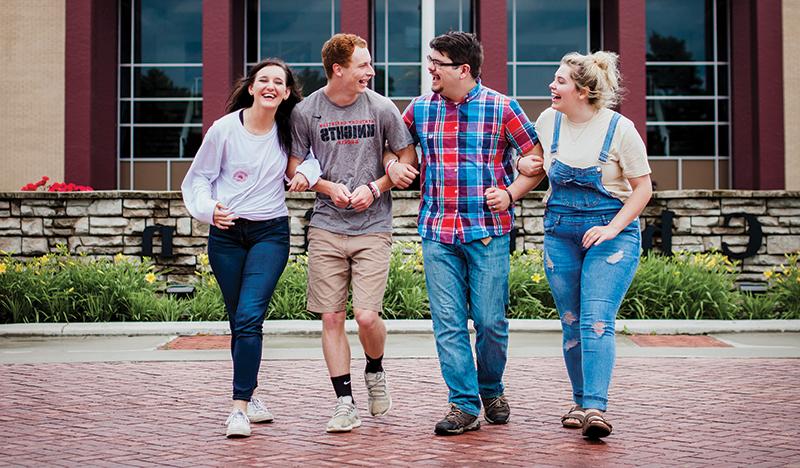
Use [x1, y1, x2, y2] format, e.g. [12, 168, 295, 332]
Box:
[1, 319, 799, 337]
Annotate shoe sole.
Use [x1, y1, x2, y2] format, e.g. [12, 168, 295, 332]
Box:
[226, 429, 251, 438]
[484, 414, 509, 424]
[369, 397, 392, 417]
[326, 419, 362, 433]
[247, 414, 274, 423]
[434, 420, 481, 436]
[582, 424, 612, 439]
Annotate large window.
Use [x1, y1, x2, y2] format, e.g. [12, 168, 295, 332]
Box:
[372, 0, 474, 99]
[246, 0, 340, 96]
[119, 0, 203, 190]
[646, 0, 730, 189]
[507, 0, 602, 99]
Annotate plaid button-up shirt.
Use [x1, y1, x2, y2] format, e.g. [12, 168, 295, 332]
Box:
[402, 82, 539, 244]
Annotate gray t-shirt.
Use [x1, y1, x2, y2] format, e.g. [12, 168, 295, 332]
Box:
[291, 88, 413, 234]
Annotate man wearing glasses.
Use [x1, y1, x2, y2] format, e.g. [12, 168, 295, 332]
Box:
[387, 31, 543, 435]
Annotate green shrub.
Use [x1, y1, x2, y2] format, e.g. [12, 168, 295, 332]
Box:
[0, 245, 796, 322]
[620, 251, 739, 320]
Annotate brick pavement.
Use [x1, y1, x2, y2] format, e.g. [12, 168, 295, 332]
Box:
[0, 357, 798, 467]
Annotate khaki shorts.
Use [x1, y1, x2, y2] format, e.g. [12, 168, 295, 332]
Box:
[306, 227, 393, 313]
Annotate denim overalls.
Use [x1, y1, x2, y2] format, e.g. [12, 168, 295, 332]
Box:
[542, 111, 641, 411]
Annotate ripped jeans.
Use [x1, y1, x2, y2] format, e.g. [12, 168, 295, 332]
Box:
[543, 211, 641, 411]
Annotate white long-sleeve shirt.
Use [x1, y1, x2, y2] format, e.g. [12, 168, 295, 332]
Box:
[181, 111, 320, 225]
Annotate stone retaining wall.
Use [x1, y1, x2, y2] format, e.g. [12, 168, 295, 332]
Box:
[1, 191, 798, 283]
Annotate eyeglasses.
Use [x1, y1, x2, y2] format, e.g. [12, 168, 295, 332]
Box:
[426, 55, 465, 69]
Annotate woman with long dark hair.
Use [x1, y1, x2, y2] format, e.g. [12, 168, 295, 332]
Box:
[182, 58, 318, 437]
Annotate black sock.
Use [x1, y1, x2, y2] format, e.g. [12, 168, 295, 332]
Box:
[365, 353, 384, 374]
[331, 374, 353, 401]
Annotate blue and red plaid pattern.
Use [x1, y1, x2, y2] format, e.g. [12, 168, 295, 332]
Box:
[402, 82, 539, 244]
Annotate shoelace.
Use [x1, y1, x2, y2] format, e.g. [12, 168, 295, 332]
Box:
[225, 410, 249, 425]
[366, 372, 387, 397]
[249, 398, 266, 411]
[332, 400, 355, 418]
[485, 395, 507, 409]
[444, 404, 466, 422]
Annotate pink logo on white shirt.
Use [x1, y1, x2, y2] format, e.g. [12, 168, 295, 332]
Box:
[233, 170, 248, 183]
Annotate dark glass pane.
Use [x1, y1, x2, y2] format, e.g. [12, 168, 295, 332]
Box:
[120, 66, 131, 98]
[718, 99, 729, 123]
[646, 65, 714, 96]
[120, 101, 131, 124]
[516, 65, 556, 97]
[646, 125, 716, 156]
[135, 0, 202, 63]
[435, 0, 472, 35]
[120, 127, 131, 159]
[646, 0, 713, 62]
[589, 0, 602, 51]
[388, 66, 420, 97]
[374, 66, 387, 96]
[515, 0, 587, 62]
[375, 0, 386, 62]
[262, 0, 332, 62]
[134, 67, 203, 98]
[134, 101, 202, 124]
[647, 99, 715, 122]
[120, 0, 131, 63]
[134, 126, 202, 158]
[293, 66, 328, 96]
[334, 0, 341, 32]
[718, 65, 728, 95]
[388, 0, 421, 62]
[246, 0, 258, 63]
[718, 124, 729, 156]
[717, 0, 729, 61]
[507, 65, 513, 96]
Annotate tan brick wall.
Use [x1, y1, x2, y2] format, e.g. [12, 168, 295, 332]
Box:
[785, 1, 800, 190]
[0, 1, 65, 191]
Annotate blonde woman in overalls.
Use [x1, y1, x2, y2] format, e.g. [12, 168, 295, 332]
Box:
[517, 51, 652, 439]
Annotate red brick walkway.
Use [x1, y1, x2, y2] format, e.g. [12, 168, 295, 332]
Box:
[0, 358, 798, 467]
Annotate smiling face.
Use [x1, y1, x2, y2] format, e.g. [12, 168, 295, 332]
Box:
[337, 46, 374, 95]
[427, 49, 464, 96]
[549, 64, 587, 113]
[248, 65, 290, 109]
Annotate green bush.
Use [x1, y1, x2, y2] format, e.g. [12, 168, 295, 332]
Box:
[0, 244, 797, 323]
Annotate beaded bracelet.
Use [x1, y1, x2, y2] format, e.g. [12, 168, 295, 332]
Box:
[504, 188, 514, 205]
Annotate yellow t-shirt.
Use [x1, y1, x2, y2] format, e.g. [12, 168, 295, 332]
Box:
[535, 107, 650, 202]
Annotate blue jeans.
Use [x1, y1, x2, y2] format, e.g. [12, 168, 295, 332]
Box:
[543, 212, 640, 411]
[208, 217, 290, 401]
[422, 235, 510, 417]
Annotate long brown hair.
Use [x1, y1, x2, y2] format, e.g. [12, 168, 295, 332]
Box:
[225, 58, 303, 156]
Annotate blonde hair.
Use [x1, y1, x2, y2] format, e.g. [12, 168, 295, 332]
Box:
[561, 51, 622, 109]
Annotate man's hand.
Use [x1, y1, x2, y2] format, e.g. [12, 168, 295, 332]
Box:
[517, 155, 544, 177]
[387, 161, 419, 189]
[287, 172, 309, 192]
[350, 185, 375, 212]
[212, 202, 238, 229]
[484, 187, 512, 212]
[329, 183, 352, 208]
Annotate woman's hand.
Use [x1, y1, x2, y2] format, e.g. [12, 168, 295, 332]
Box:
[517, 155, 544, 177]
[329, 183, 352, 208]
[484, 187, 512, 212]
[582, 224, 621, 248]
[213, 202, 238, 229]
[287, 172, 309, 192]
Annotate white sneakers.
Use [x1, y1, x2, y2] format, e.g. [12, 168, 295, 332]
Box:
[225, 409, 251, 438]
[246, 397, 275, 423]
[365, 371, 392, 417]
[326, 396, 362, 433]
[224, 397, 274, 438]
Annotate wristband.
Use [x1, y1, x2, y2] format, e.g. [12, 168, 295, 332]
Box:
[385, 158, 398, 174]
[515, 156, 522, 172]
[368, 181, 381, 200]
[504, 188, 514, 205]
